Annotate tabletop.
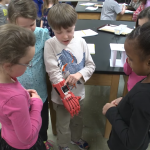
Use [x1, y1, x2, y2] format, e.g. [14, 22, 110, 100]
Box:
[75, 20, 135, 74]
[75, 1, 103, 13]
[75, 2, 134, 14]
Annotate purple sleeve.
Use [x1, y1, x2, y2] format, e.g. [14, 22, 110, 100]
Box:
[145, 0, 150, 8]
[3, 95, 43, 144]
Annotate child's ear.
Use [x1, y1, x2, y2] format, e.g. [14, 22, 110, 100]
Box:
[147, 58, 150, 66]
[3, 63, 12, 72]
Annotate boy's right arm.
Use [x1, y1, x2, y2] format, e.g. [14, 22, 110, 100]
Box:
[114, 3, 125, 15]
[44, 40, 80, 116]
[120, 5, 126, 15]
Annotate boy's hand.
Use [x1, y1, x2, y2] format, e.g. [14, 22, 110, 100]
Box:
[111, 97, 123, 106]
[65, 72, 83, 85]
[102, 103, 116, 115]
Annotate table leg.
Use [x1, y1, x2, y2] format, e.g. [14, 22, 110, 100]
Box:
[104, 75, 120, 138]
[48, 97, 57, 135]
[123, 75, 128, 97]
[46, 75, 57, 135]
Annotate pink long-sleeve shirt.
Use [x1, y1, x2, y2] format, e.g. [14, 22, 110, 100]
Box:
[0, 79, 43, 149]
[124, 62, 146, 91]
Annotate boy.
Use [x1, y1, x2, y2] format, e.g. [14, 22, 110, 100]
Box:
[0, 0, 9, 26]
[44, 3, 95, 150]
[101, 0, 126, 20]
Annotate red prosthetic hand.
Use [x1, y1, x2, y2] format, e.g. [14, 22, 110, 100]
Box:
[53, 80, 81, 117]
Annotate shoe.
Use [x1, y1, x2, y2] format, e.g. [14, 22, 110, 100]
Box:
[59, 146, 70, 150]
[71, 139, 89, 150]
[44, 140, 53, 150]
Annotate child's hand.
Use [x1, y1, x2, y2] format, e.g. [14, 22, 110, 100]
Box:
[102, 103, 116, 115]
[27, 89, 38, 96]
[65, 72, 83, 85]
[64, 93, 71, 99]
[111, 97, 123, 106]
[30, 93, 42, 101]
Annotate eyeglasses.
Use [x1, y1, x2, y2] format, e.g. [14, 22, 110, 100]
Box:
[17, 61, 32, 68]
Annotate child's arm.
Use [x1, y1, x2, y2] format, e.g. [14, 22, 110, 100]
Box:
[123, 58, 132, 75]
[120, 5, 126, 15]
[3, 95, 43, 144]
[40, 20, 43, 28]
[132, 4, 144, 21]
[44, 40, 64, 84]
[104, 92, 150, 150]
[114, 2, 125, 15]
[44, 40, 81, 116]
[68, 39, 95, 84]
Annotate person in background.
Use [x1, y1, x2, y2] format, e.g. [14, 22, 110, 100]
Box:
[126, 0, 141, 10]
[0, 0, 9, 25]
[8, 0, 53, 150]
[132, 0, 150, 21]
[33, 0, 43, 27]
[40, 0, 58, 37]
[136, 7, 150, 27]
[101, 0, 126, 20]
[0, 24, 46, 150]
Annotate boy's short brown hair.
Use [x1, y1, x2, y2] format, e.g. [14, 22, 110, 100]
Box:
[8, 0, 37, 24]
[47, 3, 77, 30]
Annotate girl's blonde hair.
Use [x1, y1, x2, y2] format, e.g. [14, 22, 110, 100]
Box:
[42, 0, 58, 16]
[0, 24, 35, 65]
[8, 0, 37, 24]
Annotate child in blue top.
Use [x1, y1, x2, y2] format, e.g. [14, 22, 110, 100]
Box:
[8, 0, 53, 150]
[40, 0, 58, 37]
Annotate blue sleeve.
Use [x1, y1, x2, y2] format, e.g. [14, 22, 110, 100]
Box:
[43, 28, 51, 41]
[38, 0, 43, 4]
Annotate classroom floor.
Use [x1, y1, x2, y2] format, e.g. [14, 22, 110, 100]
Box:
[48, 75, 150, 150]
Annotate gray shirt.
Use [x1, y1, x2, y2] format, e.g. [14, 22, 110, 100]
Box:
[101, 0, 122, 20]
[0, 4, 8, 26]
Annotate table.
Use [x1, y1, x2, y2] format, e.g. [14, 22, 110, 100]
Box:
[48, 20, 134, 138]
[75, 2, 133, 21]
